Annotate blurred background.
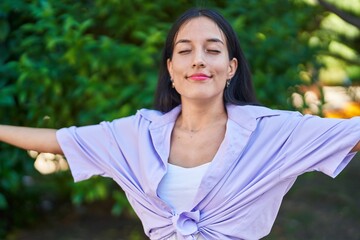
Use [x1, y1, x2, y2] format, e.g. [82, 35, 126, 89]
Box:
[0, 0, 359, 239]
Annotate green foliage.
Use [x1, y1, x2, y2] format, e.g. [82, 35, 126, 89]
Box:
[0, 0, 321, 237]
[111, 190, 133, 216]
[221, 0, 320, 107]
[312, 0, 360, 84]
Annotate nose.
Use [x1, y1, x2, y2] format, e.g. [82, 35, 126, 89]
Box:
[192, 50, 206, 68]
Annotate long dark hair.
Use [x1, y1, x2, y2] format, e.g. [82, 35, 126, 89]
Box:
[154, 8, 258, 112]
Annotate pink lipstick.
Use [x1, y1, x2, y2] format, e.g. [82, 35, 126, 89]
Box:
[188, 73, 211, 81]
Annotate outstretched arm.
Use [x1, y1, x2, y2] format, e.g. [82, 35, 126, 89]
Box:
[0, 125, 62, 154]
[351, 141, 360, 152]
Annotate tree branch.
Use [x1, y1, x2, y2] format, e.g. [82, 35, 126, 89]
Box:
[317, 0, 360, 29]
[319, 50, 360, 66]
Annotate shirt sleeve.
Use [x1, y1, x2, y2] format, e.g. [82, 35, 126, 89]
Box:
[56, 121, 119, 182]
[56, 112, 143, 183]
[280, 115, 360, 179]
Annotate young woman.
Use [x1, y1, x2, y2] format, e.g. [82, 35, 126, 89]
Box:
[1, 8, 359, 240]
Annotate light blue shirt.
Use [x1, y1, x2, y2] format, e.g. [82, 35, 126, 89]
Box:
[56, 104, 360, 239]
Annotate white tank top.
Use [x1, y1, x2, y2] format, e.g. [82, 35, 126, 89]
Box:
[157, 162, 210, 213]
[158, 163, 210, 240]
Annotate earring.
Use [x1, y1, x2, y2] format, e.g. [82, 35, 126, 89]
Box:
[171, 79, 175, 88]
[226, 79, 231, 88]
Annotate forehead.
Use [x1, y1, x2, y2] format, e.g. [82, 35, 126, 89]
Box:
[175, 16, 226, 43]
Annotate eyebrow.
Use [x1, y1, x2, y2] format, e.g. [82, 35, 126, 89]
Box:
[175, 38, 224, 46]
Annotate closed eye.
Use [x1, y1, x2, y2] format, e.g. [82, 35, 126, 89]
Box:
[207, 49, 221, 54]
[178, 50, 191, 54]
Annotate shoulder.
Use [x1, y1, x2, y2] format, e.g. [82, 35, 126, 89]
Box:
[228, 104, 301, 117]
[136, 108, 165, 121]
[227, 104, 302, 128]
[109, 108, 165, 125]
[110, 106, 181, 131]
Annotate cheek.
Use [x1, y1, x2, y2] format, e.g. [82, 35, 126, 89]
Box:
[171, 60, 186, 74]
[213, 62, 230, 75]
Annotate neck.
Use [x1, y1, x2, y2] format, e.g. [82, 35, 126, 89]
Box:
[177, 100, 227, 132]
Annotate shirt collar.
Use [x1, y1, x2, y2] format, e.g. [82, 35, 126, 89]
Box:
[226, 104, 280, 131]
[138, 105, 181, 130]
[138, 104, 279, 131]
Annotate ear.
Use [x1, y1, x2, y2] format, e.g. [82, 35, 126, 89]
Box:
[167, 58, 173, 79]
[228, 58, 238, 79]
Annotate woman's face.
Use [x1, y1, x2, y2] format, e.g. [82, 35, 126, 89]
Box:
[167, 16, 237, 105]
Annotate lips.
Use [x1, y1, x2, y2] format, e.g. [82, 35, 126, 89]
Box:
[187, 73, 211, 81]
